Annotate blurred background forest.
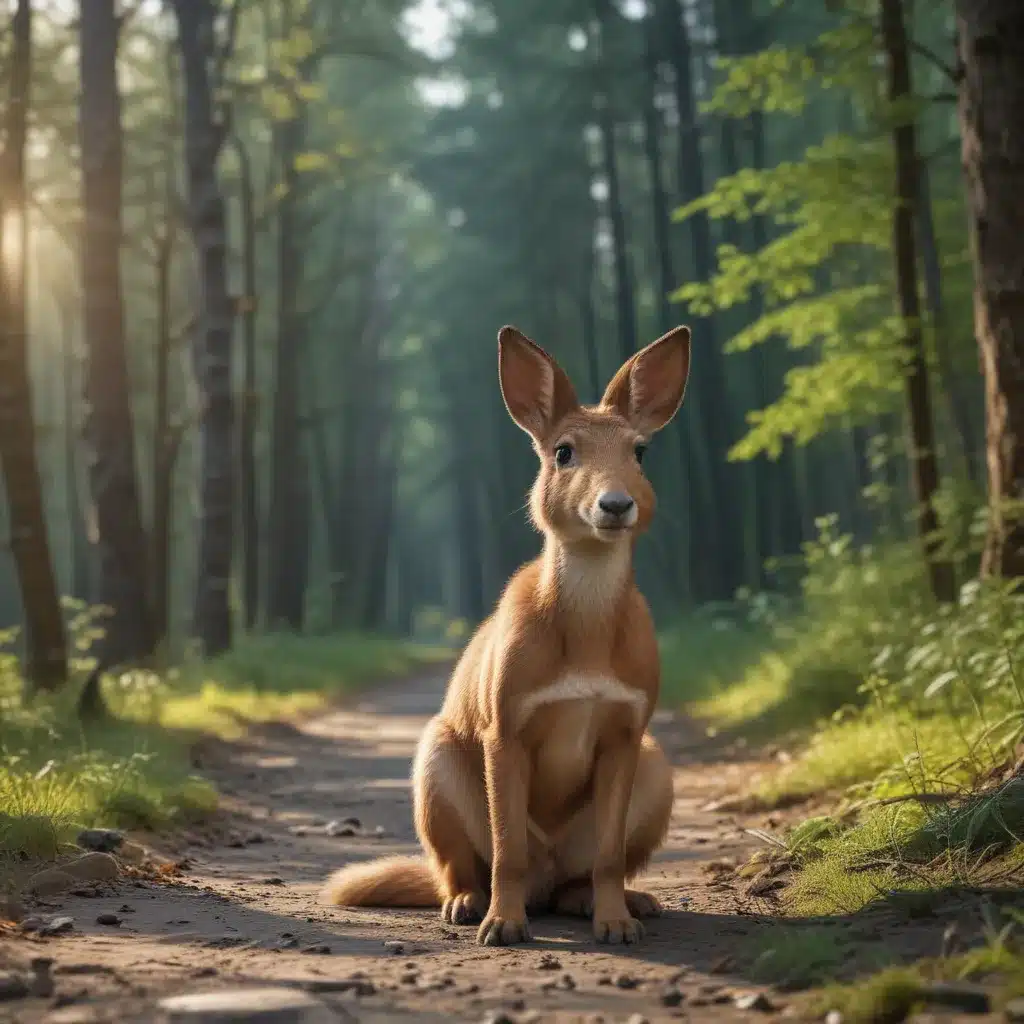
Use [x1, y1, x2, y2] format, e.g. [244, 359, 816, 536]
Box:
[0, 0, 1019, 685]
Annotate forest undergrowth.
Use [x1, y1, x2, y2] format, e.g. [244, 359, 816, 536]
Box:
[663, 514, 1024, 926]
[0, 615, 445, 866]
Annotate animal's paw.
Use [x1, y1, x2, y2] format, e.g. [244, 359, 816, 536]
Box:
[477, 912, 532, 946]
[442, 890, 486, 926]
[593, 914, 644, 944]
[625, 888, 662, 918]
[554, 886, 662, 920]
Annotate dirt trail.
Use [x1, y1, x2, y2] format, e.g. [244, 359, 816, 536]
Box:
[0, 670, 876, 1022]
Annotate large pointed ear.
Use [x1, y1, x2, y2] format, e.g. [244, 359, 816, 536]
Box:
[498, 326, 579, 440]
[599, 325, 691, 435]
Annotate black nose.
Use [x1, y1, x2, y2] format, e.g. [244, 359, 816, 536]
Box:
[598, 491, 635, 517]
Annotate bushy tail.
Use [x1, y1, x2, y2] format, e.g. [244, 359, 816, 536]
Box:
[322, 855, 441, 908]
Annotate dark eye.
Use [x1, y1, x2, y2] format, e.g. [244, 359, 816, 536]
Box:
[554, 444, 574, 468]
[634, 443, 648, 465]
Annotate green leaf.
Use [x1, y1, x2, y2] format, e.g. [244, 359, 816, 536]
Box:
[294, 151, 330, 173]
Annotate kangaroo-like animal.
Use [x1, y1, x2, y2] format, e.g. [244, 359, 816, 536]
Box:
[323, 324, 691, 946]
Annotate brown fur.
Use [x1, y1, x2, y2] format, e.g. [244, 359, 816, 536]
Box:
[323, 324, 692, 946]
[323, 856, 439, 908]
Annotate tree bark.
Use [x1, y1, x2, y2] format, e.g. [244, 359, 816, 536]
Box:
[956, 0, 1024, 579]
[150, 174, 175, 646]
[170, 0, 236, 655]
[57, 292, 93, 602]
[231, 132, 260, 631]
[79, 0, 155, 666]
[0, 0, 69, 689]
[879, 0, 957, 603]
[267, 104, 309, 630]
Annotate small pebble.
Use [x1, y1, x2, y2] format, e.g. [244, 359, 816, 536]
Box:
[735, 991, 775, 1012]
[482, 1014, 515, 1024]
[25, 868, 76, 897]
[76, 828, 124, 853]
[661, 987, 685, 1007]
[41, 916, 75, 936]
[96, 913, 121, 927]
[0, 971, 28, 1001]
[614, 973, 639, 990]
[383, 940, 405, 954]
[302, 943, 331, 955]
[63, 852, 119, 882]
[1005, 997, 1024, 1021]
[28, 958, 54, 998]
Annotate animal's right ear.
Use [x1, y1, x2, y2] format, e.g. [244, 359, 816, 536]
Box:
[498, 326, 578, 441]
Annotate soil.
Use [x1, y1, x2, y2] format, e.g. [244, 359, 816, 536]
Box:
[0, 668, 996, 1022]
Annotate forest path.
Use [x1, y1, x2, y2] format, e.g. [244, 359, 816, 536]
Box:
[1, 668, 932, 1022]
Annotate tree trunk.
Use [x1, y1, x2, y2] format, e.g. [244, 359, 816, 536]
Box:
[593, 0, 637, 364]
[57, 293, 93, 601]
[150, 178, 175, 645]
[361, 439, 397, 631]
[79, 0, 155, 665]
[917, 158, 979, 484]
[171, 0, 236, 655]
[267, 106, 309, 630]
[641, 6, 676, 336]
[956, 0, 1024, 579]
[0, 0, 68, 689]
[879, 0, 957, 603]
[579, 186, 601, 399]
[231, 133, 260, 631]
[662, 0, 742, 601]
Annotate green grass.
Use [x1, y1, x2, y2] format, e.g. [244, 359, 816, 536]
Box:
[150, 632, 451, 739]
[807, 928, 1024, 1023]
[743, 924, 871, 991]
[810, 967, 929, 1024]
[0, 630, 450, 864]
[662, 521, 1024, 921]
[658, 612, 782, 726]
[732, 902, 1024, 1021]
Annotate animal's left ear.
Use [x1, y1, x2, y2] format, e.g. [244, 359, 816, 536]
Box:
[600, 325, 691, 435]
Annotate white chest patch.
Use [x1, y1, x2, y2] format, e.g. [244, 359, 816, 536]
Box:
[514, 672, 648, 733]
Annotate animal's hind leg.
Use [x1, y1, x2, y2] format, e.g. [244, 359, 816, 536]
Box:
[549, 733, 673, 919]
[413, 715, 490, 925]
